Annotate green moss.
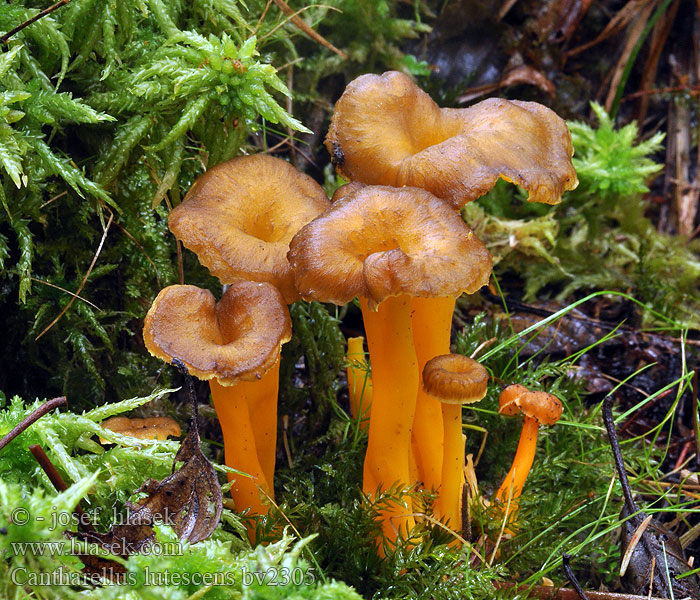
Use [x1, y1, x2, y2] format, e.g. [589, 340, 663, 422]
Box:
[459, 102, 700, 328]
[1, 0, 431, 405]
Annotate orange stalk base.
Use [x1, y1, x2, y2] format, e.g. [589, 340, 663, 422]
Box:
[360, 295, 419, 548]
[494, 416, 539, 526]
[210, 375, 277, 540]
[439, 402, 465, 532]
[246, 361, 280, 496]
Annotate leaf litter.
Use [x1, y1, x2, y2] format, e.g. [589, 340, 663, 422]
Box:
[66, 358, 222, 577]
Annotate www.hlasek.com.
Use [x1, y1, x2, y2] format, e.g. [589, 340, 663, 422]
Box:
[10, 566, 318, 587]
[11, 536, 184, 558]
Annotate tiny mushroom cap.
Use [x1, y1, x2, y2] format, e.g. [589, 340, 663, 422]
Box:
[325, 71, 578, 210]
[330, 181, 366, 203]
[168, 154, 330, 304]
[143, 281, 292, 385]
[422, 354, 489, 404]
[99, 416, 181, 444]
[287, 185, 493, 310]
[498, 385, 563, 426]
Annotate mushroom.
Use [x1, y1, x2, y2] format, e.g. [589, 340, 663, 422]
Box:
[422, 354, 489, 531]
[288, 184, 492, 544]
[99, 416, 181, 444]
[493, 384, 563, 526]
[166, 154, 329, 513]
[142, 281, 292, 526]
[346, 335, 372, 430]
[169, 153, 330, 304]
[325, 70, 578, 210]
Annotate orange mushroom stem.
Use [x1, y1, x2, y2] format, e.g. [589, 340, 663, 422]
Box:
[210, 371, 278, 517]
[494, 385, 563, 527]
[211, 361, 283, 512]
[422, 354, 488, 532]
[360, 295, 419, 543]
[494, 414, 539, 509]
[245, 365, 280, 493]
[410, 296, 455, 492]
[346, 335, 372, 430]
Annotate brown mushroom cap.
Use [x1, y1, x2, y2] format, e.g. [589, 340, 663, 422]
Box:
[99, 416, 181, 443]
[498, 385, 563, 425]
[422, 354, 489, 405]
[168, 154, 330, 303]
[287, 185, 493, 310]
[325, 71, 578, 210]
[143, 281, 292, 385]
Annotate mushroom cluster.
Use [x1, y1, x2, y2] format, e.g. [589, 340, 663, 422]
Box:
[288, 184, 492, 541]
[143, 70, 575, 550]
[306, 70, 576, 545]
[143, 154, 329, 540]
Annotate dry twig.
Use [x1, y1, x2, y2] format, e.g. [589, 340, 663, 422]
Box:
[0, 0, 70, 44]
[270, 0, 348, 59]
[0, 396, 66, 453]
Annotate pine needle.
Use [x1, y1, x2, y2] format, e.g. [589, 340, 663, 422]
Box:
[270, 0, 348, 59]
[35, 210, 113, 340]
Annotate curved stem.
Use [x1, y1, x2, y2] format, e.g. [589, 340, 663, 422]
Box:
[439, 402, 465, 530]
[360, 294, 419, 546]
[346, 335, 372, 430]
[246, 361, 280, 496]
[210, 379, 271, 527]
[410, 296, 455, 497]
[494, 416, 539, 521]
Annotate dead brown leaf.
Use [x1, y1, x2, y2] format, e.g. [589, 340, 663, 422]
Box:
[500, 65, 556, 97]
[69, 361, 222, 576]
[125, 409, 222, 544]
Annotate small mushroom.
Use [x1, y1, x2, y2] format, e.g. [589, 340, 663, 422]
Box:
[346, 336, 372, 430]
[494, 384, 563, 526]
[422, 354, 488, 531]
[325, 70, 578, 210]
[143, 281, 292, 528]
[99, 416, 181, 444]
[288, 184, 491, 544]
